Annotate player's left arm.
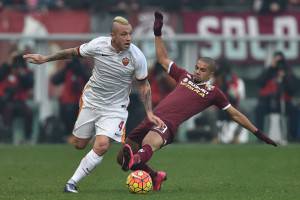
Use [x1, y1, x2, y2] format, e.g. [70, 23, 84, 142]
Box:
[153, 11, 172, 72]
[136, 79, 164, 128]
[225, 106, 277, 146]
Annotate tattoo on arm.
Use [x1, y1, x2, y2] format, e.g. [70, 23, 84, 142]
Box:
[139, 80, 153, 113]
[46, 48, 78, 62]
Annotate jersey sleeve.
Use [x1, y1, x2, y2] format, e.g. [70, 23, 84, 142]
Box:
[213, 88, 231, 110]
[79, 38, 99, 57]
[168, 62, 188, 82]
[132, 47, 148, 80]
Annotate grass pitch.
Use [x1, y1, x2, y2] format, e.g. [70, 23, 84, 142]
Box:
[0, 143, 299, 200]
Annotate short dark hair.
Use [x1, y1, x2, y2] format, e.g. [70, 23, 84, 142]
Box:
[199, 57, 216, 72]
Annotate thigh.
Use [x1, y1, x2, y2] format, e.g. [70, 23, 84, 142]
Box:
[127, 119, 152, 147]
[73, 107, 97, 139]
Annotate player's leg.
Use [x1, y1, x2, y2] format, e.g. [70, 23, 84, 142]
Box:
[131, 131, 168, 191]
[120, 119, 153, 171]
[64, 107, 97, 193]
[122, 124, 171, 191]
[117, 137, 140, 167]
[122, 123, 172, 169]
[66, 135, 109, 187]
[118, 137, 166, 191]
[140, 131, 168, 191]
[70, 135, 91, 149]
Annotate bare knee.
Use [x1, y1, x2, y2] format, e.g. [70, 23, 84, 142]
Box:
[74, 143, 87, 149]
[71, 136, 90, 149]
[93, 135, 110, 156]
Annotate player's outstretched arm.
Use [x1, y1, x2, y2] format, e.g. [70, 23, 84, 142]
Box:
[226, 106, 277, 146]
[136, 78, 165, 128]
[154, 11, 172, 71]
[23, 47, 79, 64]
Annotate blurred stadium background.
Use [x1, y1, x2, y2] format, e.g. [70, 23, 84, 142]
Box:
[1, 0, 300, 145]
[1, 1, 300, 200]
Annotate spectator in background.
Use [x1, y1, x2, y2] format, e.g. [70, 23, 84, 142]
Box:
[288, 0, 300, 11]
[253, 0, 287, 14]
[38, 0, 64, 10]
[51, 57, 90, 139]
[148, 61, 175, 107]
[0, 54, 34, 143]
[256, 51, 297, 143]
[214, 60, 247, 144]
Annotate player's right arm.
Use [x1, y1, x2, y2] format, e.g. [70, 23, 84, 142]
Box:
[154, 11, 172, 72]
[23, 47, 80, 64]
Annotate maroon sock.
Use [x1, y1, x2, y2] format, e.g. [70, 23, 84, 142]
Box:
[139, 163, 157, 179]
[134, 144, 153, 164]
[131, 163, 157, 180]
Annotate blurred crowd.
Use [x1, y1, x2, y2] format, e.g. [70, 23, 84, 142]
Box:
[0, 51, 33, 143]
[0, 49, 300, 145]
[1, 0, 300, 145]
[1, 0, 300, 12]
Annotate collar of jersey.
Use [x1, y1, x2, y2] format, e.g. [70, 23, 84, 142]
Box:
[195, 79, 212, 86]
[110, 41, 128, 54]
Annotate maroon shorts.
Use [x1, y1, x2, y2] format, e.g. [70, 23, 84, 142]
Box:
[127, 118, 174, 147]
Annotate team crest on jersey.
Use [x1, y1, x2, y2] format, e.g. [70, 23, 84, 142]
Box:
[122, 57, 130, 66]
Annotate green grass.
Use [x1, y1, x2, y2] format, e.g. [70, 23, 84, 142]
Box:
[0, 143, 299, 200]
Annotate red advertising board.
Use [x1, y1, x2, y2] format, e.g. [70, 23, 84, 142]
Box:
[0, 10, 90, 33]
[183, 11, 300, 63]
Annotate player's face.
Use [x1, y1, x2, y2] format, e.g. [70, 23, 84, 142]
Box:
[111, 24, 132, 51]
[193, 60, 212, 83]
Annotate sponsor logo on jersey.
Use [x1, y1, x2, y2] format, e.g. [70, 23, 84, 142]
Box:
[122, 57, 130, 66]
[180, 76, 210, 97]
[182, 78, 189, 83]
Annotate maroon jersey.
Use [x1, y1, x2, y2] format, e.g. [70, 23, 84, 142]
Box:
[154, 62, 230, 134]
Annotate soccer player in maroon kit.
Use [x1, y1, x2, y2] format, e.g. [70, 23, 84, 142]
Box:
[117, 11, 277, 191]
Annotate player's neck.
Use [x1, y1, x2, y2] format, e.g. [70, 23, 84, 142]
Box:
[194, 79, 212, 86]
[111, 41, 123, 53]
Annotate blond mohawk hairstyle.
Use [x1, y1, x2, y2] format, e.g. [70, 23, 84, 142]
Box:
[113, 16, 129, 25]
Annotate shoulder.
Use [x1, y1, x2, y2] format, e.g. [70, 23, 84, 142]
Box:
[210, 85, 222, 94]
[169, 62, 188, 78]
[87, 36, 110, 47]
[129, 43, 146, 60]
[128, 44, 147, 67]
[211, 85, 227, 98]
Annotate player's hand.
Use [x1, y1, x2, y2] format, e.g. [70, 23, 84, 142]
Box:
[254, 129, 277, 147]
[154, 11, 163, 36]
[147, 112, 165, 128]
[23, 54, 47, 64]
